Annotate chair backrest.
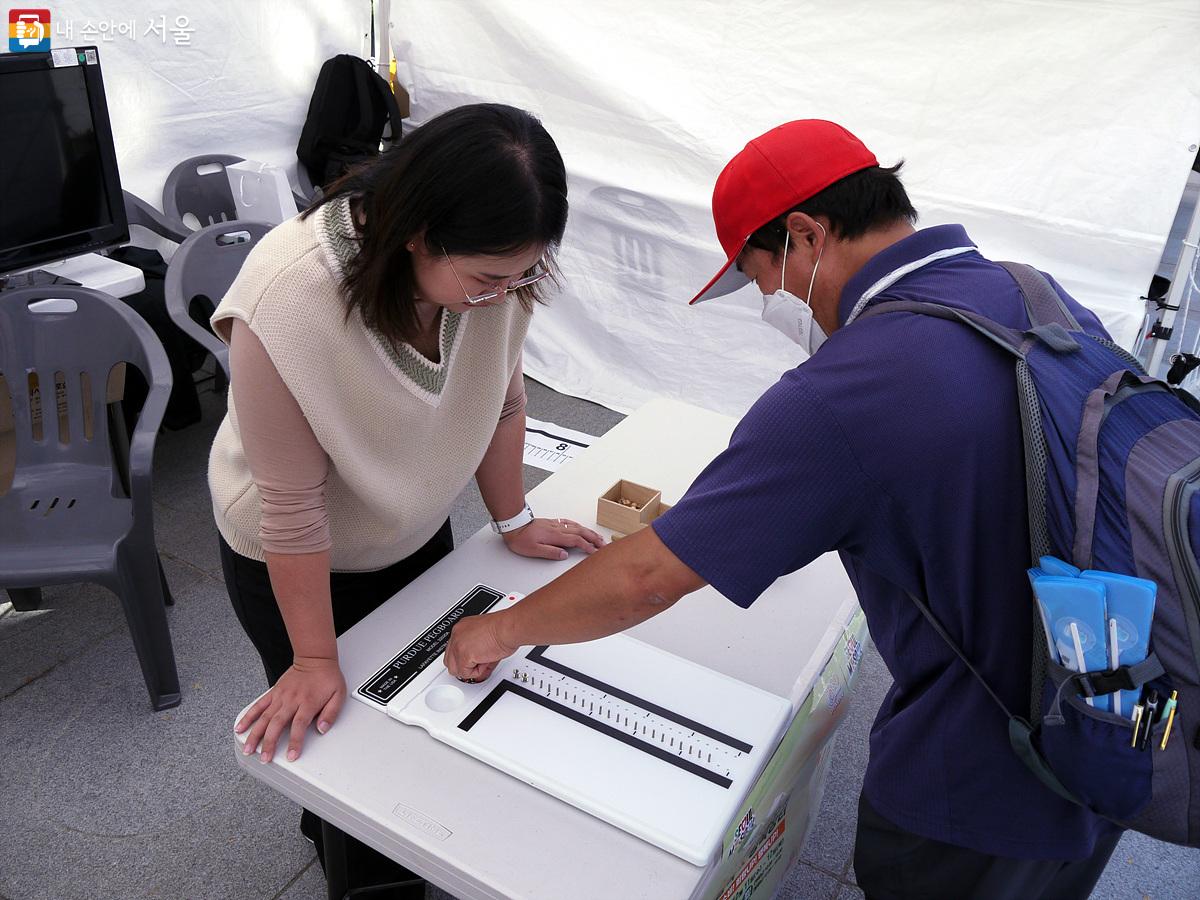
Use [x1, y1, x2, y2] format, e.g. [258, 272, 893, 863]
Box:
[0, 286, 170, 486]
[162, 154, 244, 229]
[163, 221, 273, 378]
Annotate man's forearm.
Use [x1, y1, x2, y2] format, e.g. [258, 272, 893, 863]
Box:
[497, 527, 698, 648]
[444, 526, 706, 680]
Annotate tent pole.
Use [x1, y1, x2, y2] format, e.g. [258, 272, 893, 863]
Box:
[1146, 189, 1200, 377]
[376, 0, 391, 79]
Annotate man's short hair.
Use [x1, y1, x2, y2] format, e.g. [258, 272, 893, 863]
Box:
[746, 162, 917, 254]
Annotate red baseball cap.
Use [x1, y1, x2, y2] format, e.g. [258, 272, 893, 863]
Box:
[690, 119, 878, 305]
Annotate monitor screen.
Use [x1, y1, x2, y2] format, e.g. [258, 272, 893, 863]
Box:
[0, 48, 128, 275]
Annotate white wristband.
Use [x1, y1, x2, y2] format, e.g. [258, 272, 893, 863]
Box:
[491, 504, 534, 534]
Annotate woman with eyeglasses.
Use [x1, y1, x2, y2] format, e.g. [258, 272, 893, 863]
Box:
[206, 103, 602, 895]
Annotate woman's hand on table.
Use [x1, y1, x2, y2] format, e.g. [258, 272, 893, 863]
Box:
[235, 656, 346, 763]
[502, 517, 605, 560]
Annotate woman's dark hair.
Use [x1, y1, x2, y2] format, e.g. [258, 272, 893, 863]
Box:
[304, 103, 568, 343]
[745, 162, 917, 256]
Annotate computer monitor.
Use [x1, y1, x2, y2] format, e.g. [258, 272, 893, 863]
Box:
[0, 46, 129, 278]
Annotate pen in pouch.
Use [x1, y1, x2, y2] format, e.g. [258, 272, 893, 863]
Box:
[1108, 618, 1121, 717]
[1131, 703, 1144, 747]
[1069, 622, 1094, 707]
[1140, 690, 1161, 751]
[1161, 691, 1179, 750]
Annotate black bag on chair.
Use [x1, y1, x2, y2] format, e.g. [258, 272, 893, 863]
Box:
[297, 55, 404, 189]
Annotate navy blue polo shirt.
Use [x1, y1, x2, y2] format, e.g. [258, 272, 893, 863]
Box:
[654, 225, 1119, 859]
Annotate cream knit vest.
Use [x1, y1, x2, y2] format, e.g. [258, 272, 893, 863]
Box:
[207, 196, 531, 571]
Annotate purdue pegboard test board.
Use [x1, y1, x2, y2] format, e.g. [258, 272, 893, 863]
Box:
[355, 586, 792, 865]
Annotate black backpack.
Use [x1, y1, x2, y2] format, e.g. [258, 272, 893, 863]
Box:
[296, 55, 404, 189]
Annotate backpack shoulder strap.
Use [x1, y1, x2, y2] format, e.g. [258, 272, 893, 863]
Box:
[856, 298, 1027, 357]
[348, 59, 380, 145]
[360, 58, 404, 143]
[904, 590, 1017, 719]
[997, 262, 1082, 331]
[903, 590, 1082, 805]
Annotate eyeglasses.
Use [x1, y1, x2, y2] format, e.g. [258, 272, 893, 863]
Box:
[442, 247, 550, 306]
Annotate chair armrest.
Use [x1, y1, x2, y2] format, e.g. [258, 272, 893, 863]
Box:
[294, 165, 323, 211]
[123, 191, 191, 243]
[127, 377, 170, 502]
[124, 304, 174, 508]
[163, 251, 232, 381]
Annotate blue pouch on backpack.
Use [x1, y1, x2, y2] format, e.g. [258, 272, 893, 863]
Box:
[1026, 567, 1058, 658]
[1028, 574, 1159, 820]
[1079, 571, 1156, 717]
[1038, 555, 1081, 578]
[1029, 575, 1110, 700]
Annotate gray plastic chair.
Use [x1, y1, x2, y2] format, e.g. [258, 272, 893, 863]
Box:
[123, 190, 190, 243]
[162, 154, 244, 229]
[0, 286, 181, 710]
[163, 154, 312, 226]
[164, 221, 273, 381]
[293, 164, 322, 211]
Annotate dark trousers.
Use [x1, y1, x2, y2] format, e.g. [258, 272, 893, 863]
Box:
[220, 522, 454, 900]
[854, 794, 1122, 900]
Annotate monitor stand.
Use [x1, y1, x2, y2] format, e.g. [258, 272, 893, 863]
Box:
[0, 252, 145, 297]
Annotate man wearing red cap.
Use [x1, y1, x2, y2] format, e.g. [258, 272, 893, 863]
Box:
[446, 120, 1123, 897]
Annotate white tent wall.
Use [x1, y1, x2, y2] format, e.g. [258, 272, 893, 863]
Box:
[51, 1, 372, 207]
[393, 0, 1200, 418]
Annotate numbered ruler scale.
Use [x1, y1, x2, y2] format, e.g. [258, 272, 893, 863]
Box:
[522, 418, 593, 472]
[356, 588, 792, 866]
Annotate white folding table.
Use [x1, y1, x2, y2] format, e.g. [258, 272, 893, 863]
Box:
[234, 398, 862, 900]
[32, 252, 145, 297]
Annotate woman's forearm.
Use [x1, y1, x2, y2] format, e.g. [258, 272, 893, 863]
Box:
[475, 409, 527, 522]
[263, 549, 338, 661]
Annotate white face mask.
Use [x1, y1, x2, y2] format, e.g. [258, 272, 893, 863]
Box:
[761, 223, 827, 356]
